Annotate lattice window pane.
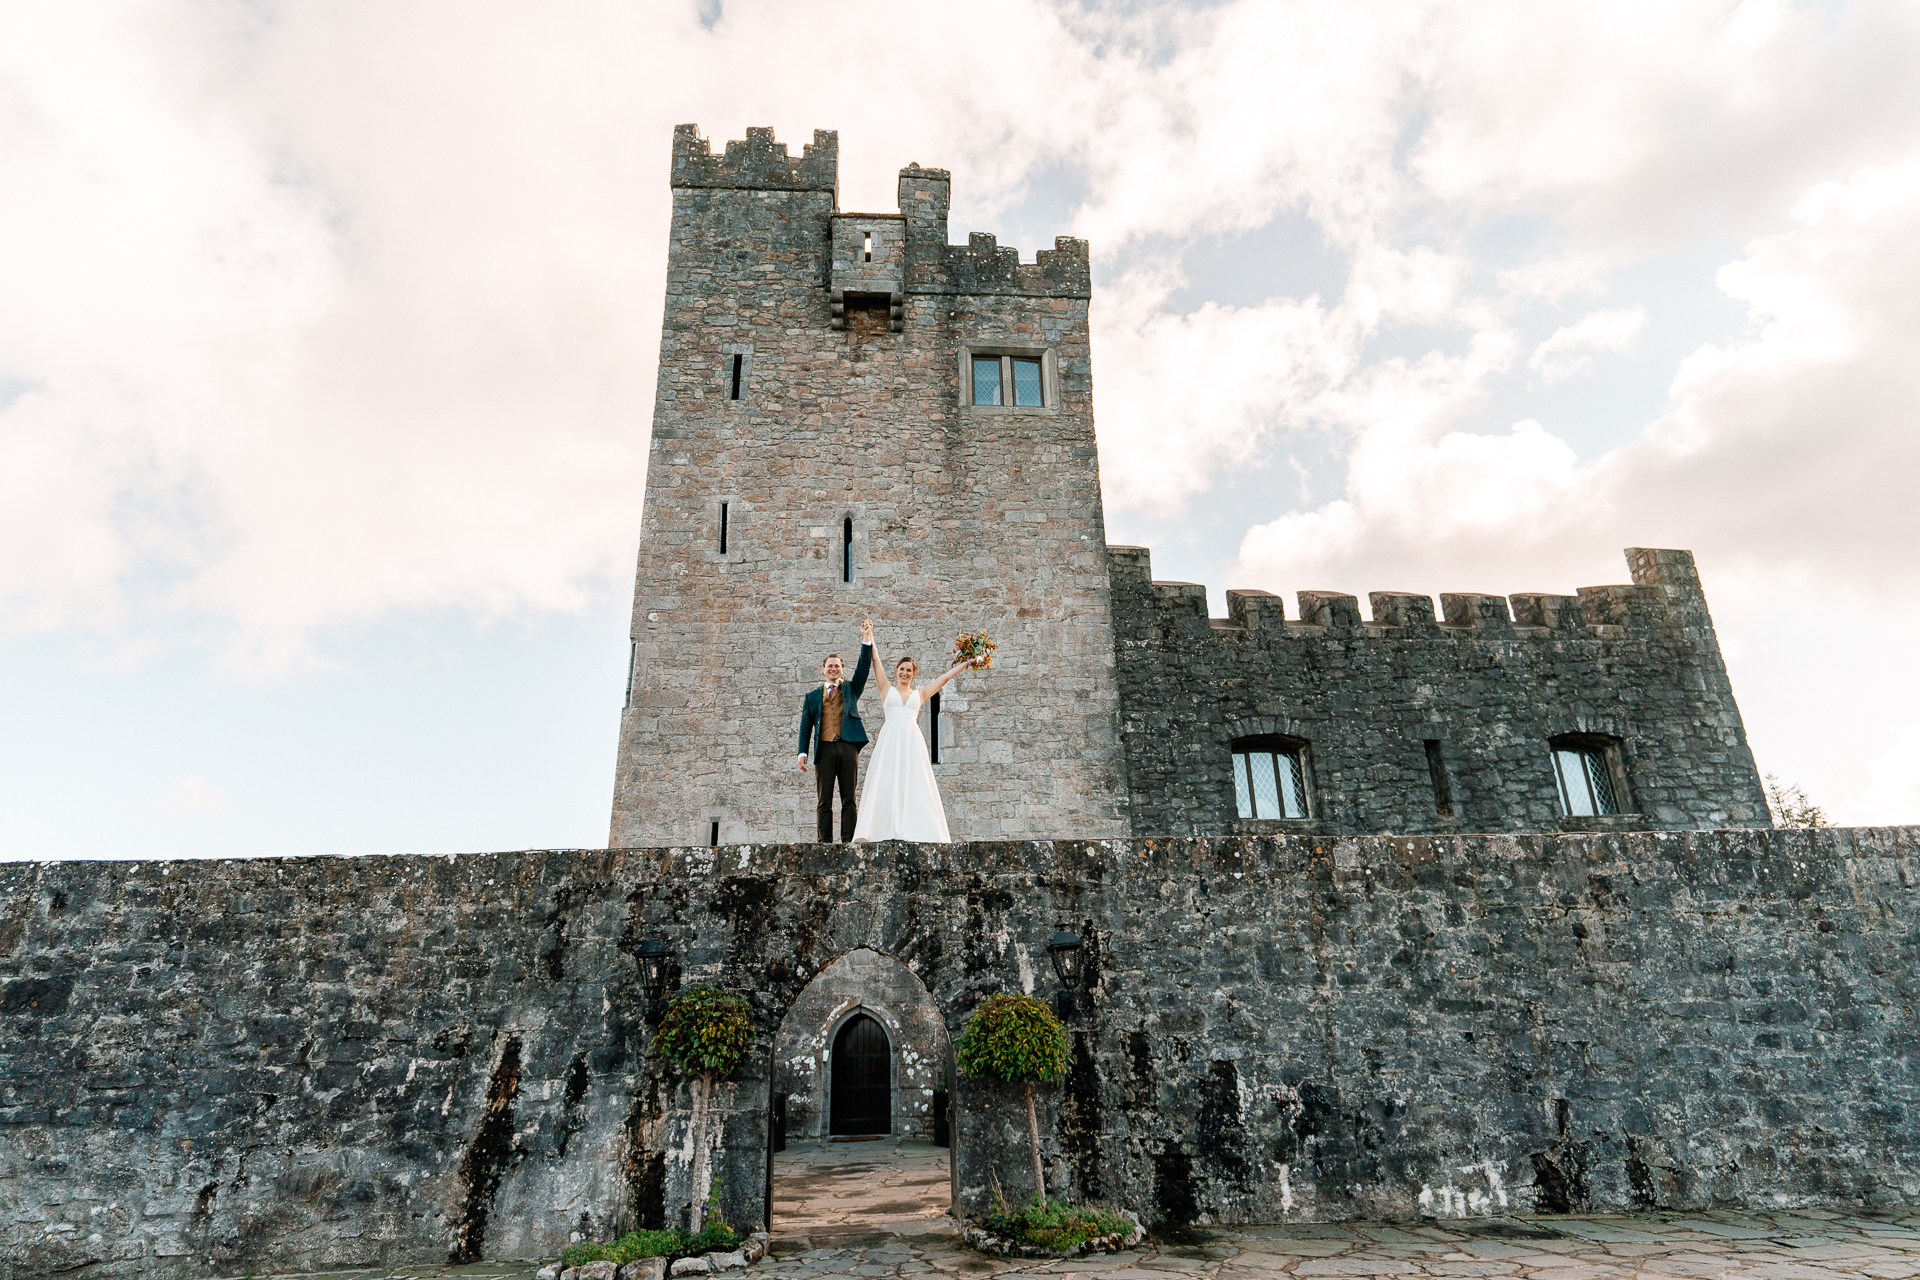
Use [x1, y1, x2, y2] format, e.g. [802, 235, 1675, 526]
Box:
[1234, 747, 1309, 819]
[1554, 748, 1597, 816]
[1247, 752, 1282, 819]
[972, 357, 1002, 406]
[1276, 752, 1306, 818]
[1582, 750, 1619, 814]
[1012, 358, 1043, 406]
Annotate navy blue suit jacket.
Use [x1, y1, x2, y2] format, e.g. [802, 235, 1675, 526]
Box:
[798, 644, 873, 757]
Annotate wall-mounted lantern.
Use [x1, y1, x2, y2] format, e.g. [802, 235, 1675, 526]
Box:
[1047, 926, 1083, 1019]
[1047, 927, 1083, 986]
[637, 938, 670, 1013]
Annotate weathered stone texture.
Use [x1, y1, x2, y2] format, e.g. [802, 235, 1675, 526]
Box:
[0, 125, 1841, 1280]
[771, 947, 947, 1141]
[610, 125, 1127, 847]
[5, 828, 1917, 1277]
[671, 124, 838, 192]
[1110, 545, 1772, 837]
[616, 126, 1765, 844]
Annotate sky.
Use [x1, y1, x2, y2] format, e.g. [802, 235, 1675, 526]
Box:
[4, 0, 1920, 859]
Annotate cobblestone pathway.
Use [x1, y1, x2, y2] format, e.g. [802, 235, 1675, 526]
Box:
[770, 1137, 958, 1242]
[231, 1141, 1920, 1279]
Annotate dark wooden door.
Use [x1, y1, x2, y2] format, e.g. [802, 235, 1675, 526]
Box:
[829, 1013, 891, 1135]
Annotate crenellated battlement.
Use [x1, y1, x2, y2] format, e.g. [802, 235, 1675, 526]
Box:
[666, 128, 1085, 297]
[1108, 545, 1708, 638]
[624, 123, 1766, 852]
[911, 230, 1091, 298]
[670, 124, 839, 193]
[1108, 542, 1765, 837]
[893, 162, 1090, 297]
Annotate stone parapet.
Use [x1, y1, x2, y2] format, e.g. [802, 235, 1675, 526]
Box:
[2, 829, 1916, 1276]
[1108, 545, 1769, 835]
[670, 124, 839, 193]
[910, 233, 1092, 299]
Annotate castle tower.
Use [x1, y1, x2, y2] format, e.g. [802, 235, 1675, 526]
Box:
[609, 126, 1130, 847]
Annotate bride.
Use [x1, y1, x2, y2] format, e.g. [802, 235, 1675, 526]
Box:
[851, 618, 977, 843]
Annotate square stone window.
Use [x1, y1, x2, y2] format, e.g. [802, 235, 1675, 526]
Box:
[958, 345, 1056, 414]
[1232, 735, 1310, 819]
[969, 355, 1044, 406]
[1550, 734, 1628, 816]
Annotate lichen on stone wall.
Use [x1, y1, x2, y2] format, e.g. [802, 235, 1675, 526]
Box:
[3, 829, 1917, 1277]
[1109, 545, 1772, 837]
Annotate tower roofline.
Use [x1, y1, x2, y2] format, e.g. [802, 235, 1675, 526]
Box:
[671, 124, 838, 195]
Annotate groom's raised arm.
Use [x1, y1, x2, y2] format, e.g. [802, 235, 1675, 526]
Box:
[849, 638, 873, 697]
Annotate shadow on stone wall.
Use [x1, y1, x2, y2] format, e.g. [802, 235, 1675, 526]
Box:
[3, 828, 1917, 1279]
[773, 948, 950, 1144]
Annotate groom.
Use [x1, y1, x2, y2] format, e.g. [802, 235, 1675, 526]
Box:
[797, 619, 875, 842]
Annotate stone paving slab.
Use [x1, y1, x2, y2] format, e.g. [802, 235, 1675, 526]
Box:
[220, 1136, 1920, 1280]
[223, 1208, 1920, 1280]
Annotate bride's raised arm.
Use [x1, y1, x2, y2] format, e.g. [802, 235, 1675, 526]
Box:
[920, 656, 973, 700]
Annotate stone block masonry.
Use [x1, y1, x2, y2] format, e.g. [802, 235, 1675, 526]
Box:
[610, 125, 1128, 847]
[4, 828, 1917, 1278]
[772, 947, 948, 1142]
[1111, 545, 1772, 837]
[609, 124, 1765, 845]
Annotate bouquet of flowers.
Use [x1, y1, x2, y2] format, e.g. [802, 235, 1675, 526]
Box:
[953, 630, 997, 671]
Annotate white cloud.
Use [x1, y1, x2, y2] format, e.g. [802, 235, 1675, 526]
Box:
[1237, 416, 1593, 592]
[1528, 306, 1647, 382]
[1346, 245, 1474, 329]
[1410, 0, 1920, 239]
[7, 0, 1920, 655]
[1056, 3, 1422, 251]
[1856, 726, 1920, 825]
[3, 0, 1920, 823]
[1091, 268, 1358, 516]
[1496, 254, 1612, 305]
[1231, 150, 1920, 823]
[0, 1, 1122, 667]
[1620, 150, 1920, 564]
[1091, 242, 1516, 518]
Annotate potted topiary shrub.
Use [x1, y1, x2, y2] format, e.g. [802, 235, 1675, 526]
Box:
[654, 984, 754, 1234]
[955, 991, 1069, 1207]
[953, 993, 1139, 1258]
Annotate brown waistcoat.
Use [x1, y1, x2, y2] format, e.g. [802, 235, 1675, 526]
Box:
[821, 684, 843, 742]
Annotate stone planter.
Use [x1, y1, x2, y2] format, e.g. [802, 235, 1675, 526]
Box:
[963, 1211, 1144, 1258]
[546, 1231, 768, 1280]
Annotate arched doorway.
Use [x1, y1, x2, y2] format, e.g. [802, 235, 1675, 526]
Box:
[769, 948, 954, 1243]
[829, 1013, 892, 1135]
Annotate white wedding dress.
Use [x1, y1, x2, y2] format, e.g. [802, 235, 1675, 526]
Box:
[851, 684, 952, 843]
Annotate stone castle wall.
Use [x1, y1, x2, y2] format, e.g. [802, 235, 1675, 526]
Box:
[5, 828, 1917, 1278]
[1111, 545, 1771, 837]
[608, 126, 1129, 847]
[0, 125, 1825, 1280]
[610, 125, 1767, 844]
